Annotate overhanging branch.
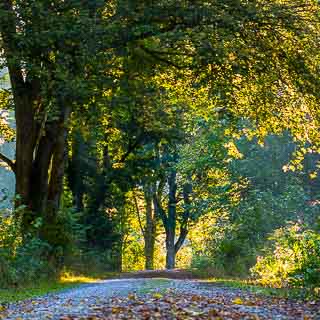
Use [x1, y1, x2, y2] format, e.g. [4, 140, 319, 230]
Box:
[140, 45, 189, 69]
[0, 151, 15, 172]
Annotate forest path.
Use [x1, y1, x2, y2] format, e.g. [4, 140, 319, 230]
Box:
[2, 278, 319, 319]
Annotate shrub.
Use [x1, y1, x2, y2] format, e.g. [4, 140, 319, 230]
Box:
[0, 210, 57, 287]
[0, 240, 53, 287]
[251, 223, 320, 288]
[0, 204, 82, 287]
[64, 247, 118, 276]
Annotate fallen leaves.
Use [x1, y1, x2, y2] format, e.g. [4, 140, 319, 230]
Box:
[47, 290, 320, 320]
[232, 297, 244, 305]
[127, 293, 136, 301]
[2, 280, 320, 320]
[152, 293, 162, 299]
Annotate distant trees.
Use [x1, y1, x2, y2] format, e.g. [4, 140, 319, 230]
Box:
[186, 131, 320, 276]
[150, 145, 193, 269]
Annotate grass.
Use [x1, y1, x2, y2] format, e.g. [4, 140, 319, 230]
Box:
[189, 268, 320, 300]
[0, 272, 114, 304]
[133, 278, 172, 295]
[196, 277, 319, 300]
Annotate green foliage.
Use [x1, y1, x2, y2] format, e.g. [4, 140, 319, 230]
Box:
[251, 223, 320, 288]
[3, 238, 54, 287]
[189, 134, 320, 278]
[0, 212, 54, 287]
[122, 237, 145, 272]
[212, 185, 311, 275]
[1, 0, 320, 282]
[64, 248, 117, 277]
[39, 211, 79, 260]
[0, 202, 87, 287]
[0, 90, 14, 142]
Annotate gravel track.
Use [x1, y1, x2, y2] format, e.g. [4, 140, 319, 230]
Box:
[1, 279, 319, 319]
[2, 279, 164, 319]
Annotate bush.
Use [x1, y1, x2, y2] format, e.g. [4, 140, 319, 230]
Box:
[3, 238, 55, 286]
[0, 206, 72, 287]
[0, 216, 54, 287]
[251, 223, 320, 288]
[64, 247, 118, 276]
[190, 255, 220, 277]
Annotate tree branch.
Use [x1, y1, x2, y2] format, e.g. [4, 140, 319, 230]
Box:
[175, 182, 192, 253]
[0, 151, 15, 172]
[140, 45, 189, 70]
[153, 191, 168, 231]
[133, 189, 146, 238]
[139, 46, 195, 57]
[174, 226, 188, 253]
[119, 138, 141, 164]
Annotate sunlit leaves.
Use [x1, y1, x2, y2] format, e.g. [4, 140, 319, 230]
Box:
[0, 90, 14, 142]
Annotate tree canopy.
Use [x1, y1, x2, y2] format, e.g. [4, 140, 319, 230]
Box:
[0, 0, 319, 287]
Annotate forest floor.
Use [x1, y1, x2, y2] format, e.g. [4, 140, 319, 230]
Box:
[1, 272, 319, 319]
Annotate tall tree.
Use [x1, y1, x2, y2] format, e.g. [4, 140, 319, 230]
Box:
[0, 0, 318, 265]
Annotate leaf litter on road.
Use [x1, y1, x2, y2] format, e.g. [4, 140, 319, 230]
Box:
[1, 279, 319, 320]
[56, 289, 320, 319]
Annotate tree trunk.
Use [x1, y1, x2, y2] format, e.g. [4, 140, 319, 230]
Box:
[143, 183, 156, 270]
[165, 229, 176, 269]
[165, 169, 177, 269]
[14, 94, 38, 230]
[174, 182, 192, 253]
[24, 106, 70, 245]
[67, 129, 86, 212]
[47, 108, 70, 215]
[154, 162, 192, 270]
[0, 1, 71, 242]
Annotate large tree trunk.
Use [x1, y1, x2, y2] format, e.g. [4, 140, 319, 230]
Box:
[0, 1, 71, 244]
[14, 96, 38, 230]
[133, 183, 157, 270]
[22, 107, 70, 242]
